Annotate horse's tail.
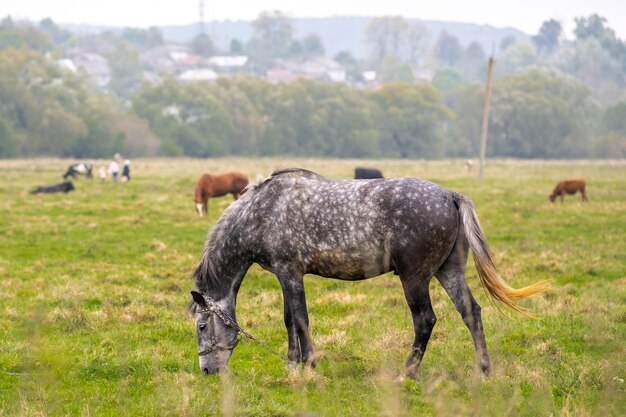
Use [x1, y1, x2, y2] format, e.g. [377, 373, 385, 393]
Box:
[454, 193, 548, 317]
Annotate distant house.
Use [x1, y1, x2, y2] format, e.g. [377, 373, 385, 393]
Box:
[61, 52, 111, 88]
[207, 55, 249, 68]
[178, 68, 219, 82]
[55, 58, 77, 73]
[140, 46, 202, 74]
[413, 68, 434, 82]
[266, 58, 347, 84]
[266, 61, 301, 84]
[300, 58, 347, 83]
[361, 70, 381, 89]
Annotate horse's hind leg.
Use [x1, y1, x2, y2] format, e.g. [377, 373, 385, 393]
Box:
[399, 274, 436, 379]
[435, 239, 492, 375]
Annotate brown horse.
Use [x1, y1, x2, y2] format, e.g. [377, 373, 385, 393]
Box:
[194, 172, 249, 216]
[549, 178, 588, 203]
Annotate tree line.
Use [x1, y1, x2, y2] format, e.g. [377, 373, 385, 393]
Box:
[0, 15, 624, 159]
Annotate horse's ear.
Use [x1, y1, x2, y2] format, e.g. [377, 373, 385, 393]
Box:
[190, 291, 207, 308]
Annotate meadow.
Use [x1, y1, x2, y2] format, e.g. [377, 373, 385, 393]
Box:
[0, 158, 624, 417]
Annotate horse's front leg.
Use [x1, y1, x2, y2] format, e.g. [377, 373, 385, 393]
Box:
[283, 296, 301, 370]
[277, 272, 316, 369]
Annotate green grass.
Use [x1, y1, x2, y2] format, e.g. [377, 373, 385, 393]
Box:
[1, 158, 624, 416]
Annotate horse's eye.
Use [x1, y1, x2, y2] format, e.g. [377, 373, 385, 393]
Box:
[199, 323, 207, 331]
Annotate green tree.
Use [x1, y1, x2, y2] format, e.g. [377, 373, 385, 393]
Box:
[407, 22, 429, 66]
[0, 19, 53, 52]
[365, 16, 409, 64]
[459, 41, 486, 81]
[379, 55, 414, 83]
[105, 38, 143, 97]
[532, 19, 562, 54]
[603, 102, 626, 134]
[0, 48, 130, 157]
[191, 33, 216, 57]
[500, 36, 517, 52]
[488, 68, 599, 158]
[247, 11, 294, 70]
[574, 14, 626, 71]
[444, 84, 482, 157]
[334, 50, 356, 66]
[552, 39, 624, 105]
[0, 114, 19, 156]
[435, 31, 462, 66]
[132, 78, 235, 157]
[368, 82, 452, 158]
[494, 42, 538, 78]
[432, 68, 466, 91]
[38, 18, 71, 44]
[122, 27, 164, 50]
[230, 39, 243, 54]
[302, 33, 325, 58]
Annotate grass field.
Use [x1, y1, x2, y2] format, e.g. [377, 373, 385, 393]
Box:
[0, 158, 624, 416]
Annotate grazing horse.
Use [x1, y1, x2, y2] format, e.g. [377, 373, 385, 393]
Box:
[355, 167, 384, 179]
[549, 179, 588, 203]
[30, 181, 74, 194]
[63, 163, 93, 180]
[194, 172, 249, 216]
[188, 168, 546, 377]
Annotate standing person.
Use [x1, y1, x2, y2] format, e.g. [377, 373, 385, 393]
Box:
[122, 160, 131, 183]
[108, 155, 120, 182]
[98, 166, 107, 181]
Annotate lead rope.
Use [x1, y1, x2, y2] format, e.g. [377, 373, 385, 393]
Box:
[201, 296, 289, 364]
[235, 325, 289, 364]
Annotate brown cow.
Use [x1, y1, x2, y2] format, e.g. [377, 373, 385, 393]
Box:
[194, 172, 249, 216]
[549, 178, 588, 203]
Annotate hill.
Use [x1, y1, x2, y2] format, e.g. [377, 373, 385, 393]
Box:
[63, 16, 530, 58]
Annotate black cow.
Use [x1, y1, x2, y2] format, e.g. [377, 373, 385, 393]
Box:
[354, 167, 384, 179]
[63, 163, 93, 179]
[30, 181, 75, 195]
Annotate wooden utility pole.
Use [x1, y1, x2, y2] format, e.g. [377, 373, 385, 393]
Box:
[478, 56, 494, 181]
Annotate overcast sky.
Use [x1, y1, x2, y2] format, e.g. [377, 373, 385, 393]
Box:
[3, 0, 626, 39]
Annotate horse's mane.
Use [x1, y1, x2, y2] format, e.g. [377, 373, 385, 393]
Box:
[193, 198, 244, 293]
[193, 167, 323, 295]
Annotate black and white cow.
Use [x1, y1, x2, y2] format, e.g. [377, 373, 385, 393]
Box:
[63, 163, 93, 179]
[354, 167, 384, 179]
[30, 181, 75, 194]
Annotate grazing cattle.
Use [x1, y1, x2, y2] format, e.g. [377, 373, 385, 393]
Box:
[355, 167, 384, 179]
[549, 179, 588, 203]
[63, 163, 93, 180]
[188, 168, 547, 378]
[30, 181, 75, 195]
[194, 172, 249, 216]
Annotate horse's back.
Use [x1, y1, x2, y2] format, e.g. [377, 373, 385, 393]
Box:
[198, 172, 249, 198]
[247, 170, 459, 279]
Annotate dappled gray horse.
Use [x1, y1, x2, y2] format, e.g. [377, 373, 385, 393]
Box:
[189, 168, 545, 377]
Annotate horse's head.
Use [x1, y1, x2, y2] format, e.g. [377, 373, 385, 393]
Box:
[190, 291, 239, 375]
[194, 202, 205, 216]
[549, 193, 556, 203]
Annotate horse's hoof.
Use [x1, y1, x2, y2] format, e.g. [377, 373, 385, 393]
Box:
[286, 362, 299, 373]
[479, 359, 492, 376]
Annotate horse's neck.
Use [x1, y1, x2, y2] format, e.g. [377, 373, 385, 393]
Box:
[205, 229, 251, 301]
